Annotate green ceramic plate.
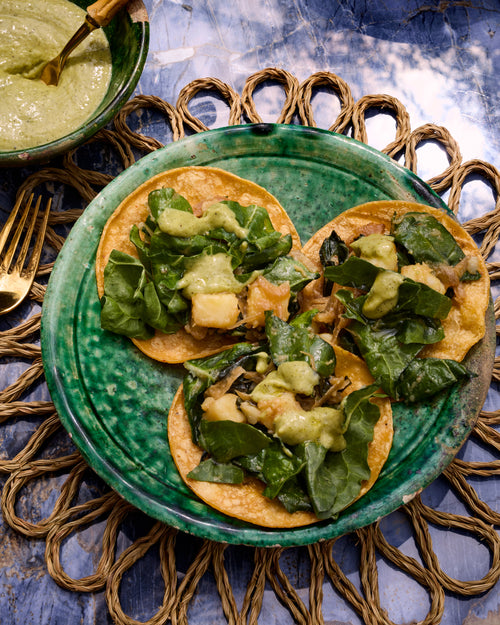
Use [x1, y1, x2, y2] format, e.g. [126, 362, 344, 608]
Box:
[41, 124, 495, 547]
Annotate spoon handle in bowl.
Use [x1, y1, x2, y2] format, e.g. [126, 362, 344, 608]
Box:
[87, 0, 131, 27]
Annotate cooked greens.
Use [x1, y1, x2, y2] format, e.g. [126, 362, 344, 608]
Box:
[182, 312, 382, 519]
[100, 187, 317, 339]
[321, 212, 472, 401]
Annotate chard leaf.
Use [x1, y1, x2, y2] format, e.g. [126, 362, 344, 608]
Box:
[391, 212, 465, 265]
[184, 342, 260, 385]
[129, 225, 151, 271]
[396, 358, 471, 402]
[276, 477, 312, 513]
[396, 279, 451, 319]
[461, 270, 481, 282]
[296, 385, 380, 519]
[259, 442, 306, 499]
[141, 281, 168, 329]
[199, 420, 271, 463]
[324, 256, 380, 290]
[334, 289, 368, 323]
[187, 458, 244, 484]
[297, 442, 331, 515]
[141, 281, 181, 334]
[319, 230, 349, 268]
[318, 386, 380, 518]
[348, 320, 422, 398]
[155, 287, 189, 316]
[394, 316, 444, 345]
[100, 296, 153, 340]
[265, 312, 336, 377]
[263, 256, 319, 295]
[225, 201, 277, 238]
[148, 187, 192, 221]
[240, 234, 293, 271]
[103, 250, 147, 301]
[150, 231, 217, 257]
[182, 343, 264, 442]
[100, 250, 153, 339]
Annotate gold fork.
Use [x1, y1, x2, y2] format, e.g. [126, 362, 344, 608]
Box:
[0, 194, 51, 315]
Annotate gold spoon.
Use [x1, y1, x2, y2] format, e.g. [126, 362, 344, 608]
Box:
[40, 0, 131, 86]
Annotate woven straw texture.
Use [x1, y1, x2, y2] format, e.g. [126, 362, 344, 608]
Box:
[1, 69, 500, 625]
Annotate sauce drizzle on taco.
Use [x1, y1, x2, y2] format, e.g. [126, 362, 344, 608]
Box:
[300, 200, 490, 402]
[96, 166, 316, 363]
[168, 312, 393, 528]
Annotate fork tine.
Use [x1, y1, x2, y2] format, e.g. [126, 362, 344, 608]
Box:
[0, 193, 29, 261]
[13, 196, 43, 274]
[0, 193, 36, 273]
[25, 197, 51, 276]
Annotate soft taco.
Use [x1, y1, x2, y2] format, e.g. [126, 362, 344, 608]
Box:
[300, 200, 490, 402]
[168, 312, 393, 528]
[96, 166, 316, 363]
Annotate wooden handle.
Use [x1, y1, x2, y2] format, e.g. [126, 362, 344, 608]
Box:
[87, 0, 130, 27]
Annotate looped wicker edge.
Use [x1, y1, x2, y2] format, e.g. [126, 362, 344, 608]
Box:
[0, 73, 499, 625]
[405, 496, 500, 595]
[369, 522, 445, 625]
[1, 452, 83, 537]
[351, 93, 411, 157]
[62, 128, 136, 188]
[404, 123, 463, 192]
[241, 67, 299, 124]
[297, 71, 354, 133]
[106, 523, 178, 625]
[114, 94, 184, 151]
[176, 78, 241, 133]
[45, 491, 133, 592]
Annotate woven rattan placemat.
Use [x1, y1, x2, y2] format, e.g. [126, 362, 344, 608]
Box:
[1, 68, 500, 625]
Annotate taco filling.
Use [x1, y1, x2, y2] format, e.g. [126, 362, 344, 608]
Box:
[96, 166, 316, 363]
[168, 311, 392, 528]
[301, 201, 490, 403]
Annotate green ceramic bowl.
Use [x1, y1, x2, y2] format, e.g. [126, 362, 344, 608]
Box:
[0, 0, 149, 167]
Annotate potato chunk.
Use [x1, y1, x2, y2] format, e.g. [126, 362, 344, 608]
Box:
[245, 276, 290, 328]
[191, 292, 240, 328]
[400, 263, 446, 294]
[201, 393, 246, 423]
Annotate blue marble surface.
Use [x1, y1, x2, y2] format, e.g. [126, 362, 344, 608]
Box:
[1, 1, 499, 624]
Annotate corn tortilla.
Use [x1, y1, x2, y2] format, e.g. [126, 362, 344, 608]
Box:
[301, 201, 489, 362]
[96, 166, 301, 363]
[167, 345, 393, 528]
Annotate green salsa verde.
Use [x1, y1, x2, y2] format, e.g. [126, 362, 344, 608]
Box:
[0, 0, 112, 151]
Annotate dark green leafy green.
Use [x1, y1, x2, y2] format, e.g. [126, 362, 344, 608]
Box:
[396, 358, 471, 402]
[100, 250, 152, 340]
[237, 439, 306, 500]
[181, 314, 383, 519]
[265, 310, 336, 377]
[395, 280, 451, 319]
[391, 212, 465, 265]
[290, 385, 380, 519]
[324, 256, 380, 290]
[199, 420, 271, 463]
[183, 342, 263, 443]
[319, 230, 349, 268]
[187, 458, 244, 484]
[263, 256, 319, 295]
[148, 187, 192, 220]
